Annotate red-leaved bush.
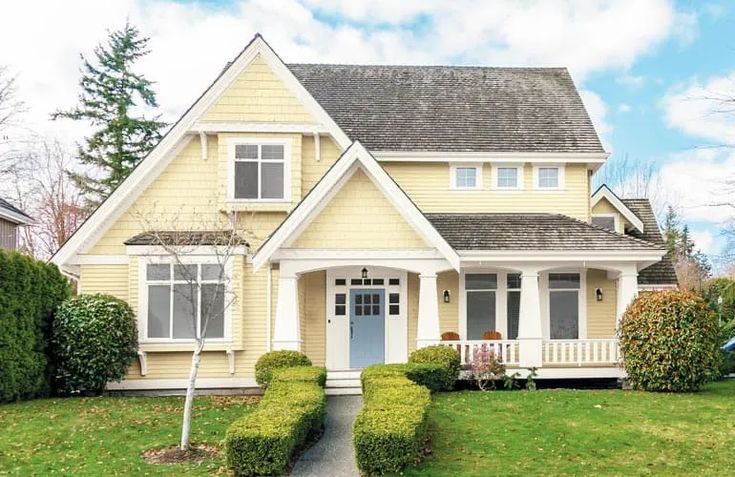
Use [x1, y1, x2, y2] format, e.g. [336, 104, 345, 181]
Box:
[619, 290, 721, 392]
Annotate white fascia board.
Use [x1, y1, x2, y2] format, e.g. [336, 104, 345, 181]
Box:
[251, 141, 461, 271]
[0, 207, 32, 225]
[51, 34, 351, 270]
[373, 150, 609, 164]
[273, 248, 445, 260]
[591, 185, 645, 233]
[191, 121, 330, 135]
[68, 254, 129, 265]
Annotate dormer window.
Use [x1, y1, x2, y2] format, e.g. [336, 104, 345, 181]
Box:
[450, 164, 482, 190]
[229, 138, 291, 201]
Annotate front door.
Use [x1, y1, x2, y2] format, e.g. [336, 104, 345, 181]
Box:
[350, 289, 385, 368]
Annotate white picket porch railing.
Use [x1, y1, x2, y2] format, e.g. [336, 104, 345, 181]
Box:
[542, 339, 620, 366]
[439, 340, 520, 366]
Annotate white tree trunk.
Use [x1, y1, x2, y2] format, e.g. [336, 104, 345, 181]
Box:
[180, 342, 204, 451]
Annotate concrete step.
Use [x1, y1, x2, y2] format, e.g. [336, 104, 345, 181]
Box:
[326, 386, 362, 396]
[326, 370, 362, 380]
[325, 379, 361, 388]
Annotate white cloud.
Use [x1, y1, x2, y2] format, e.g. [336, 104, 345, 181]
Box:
[662, 72, 735, 145]
[0, 0, 690, 146]
[691, 229, 715, 254]
[655, 148, 735, 223]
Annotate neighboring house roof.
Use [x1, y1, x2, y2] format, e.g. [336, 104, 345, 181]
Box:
[0, 197, 32, 225]
[125, 231, 249, 247]
[621, 199, 678, 286]
[289, 64, 604, 153]
[425, 213, 663, 251]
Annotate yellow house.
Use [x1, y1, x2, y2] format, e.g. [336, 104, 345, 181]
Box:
[51, 34, 675, 393]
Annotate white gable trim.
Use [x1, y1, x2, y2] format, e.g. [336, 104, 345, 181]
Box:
[252, 141, 460, 271]
[591, 185, 645, 233]
[51, 34, 351, 271]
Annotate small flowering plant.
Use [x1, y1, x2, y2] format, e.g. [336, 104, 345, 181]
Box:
[470, 343, 506, 391]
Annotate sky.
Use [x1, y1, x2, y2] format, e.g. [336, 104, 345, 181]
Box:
[1, 0, 734, 267]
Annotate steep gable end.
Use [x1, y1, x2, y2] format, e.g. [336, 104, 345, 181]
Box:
[202, 56, 317, 124]
[290, 168, 428, 249]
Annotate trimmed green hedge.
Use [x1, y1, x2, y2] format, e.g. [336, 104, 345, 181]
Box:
[0, 250, 69, 402]
[408, 345, 461, 390]
[52, 294, 138, 395]
[254, 350, 312, 389]
[361, 362, 448, 393]
[225, 365, 326, 476]
[354, 366, 432, 476]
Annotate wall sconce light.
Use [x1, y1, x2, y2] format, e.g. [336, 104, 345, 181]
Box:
[361, 268, 368, 279]
[596, 288, 603, 302]
[443, 290, 451, 303]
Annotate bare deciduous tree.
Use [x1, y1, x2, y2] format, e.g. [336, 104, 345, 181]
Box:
[0, 66, 27, 175]
[133, 206, 258, 452]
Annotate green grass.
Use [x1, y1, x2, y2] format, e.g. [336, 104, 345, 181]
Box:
[405, 380, 735, 477]
[0, 395, 257, 476]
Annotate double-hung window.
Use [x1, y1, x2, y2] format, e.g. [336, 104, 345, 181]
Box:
[145, 263, 228, 341]
[451, 165, 481, 190]
[536, 167, 561, 189]
[465, 273, 497, 339]
[231, 141, 290, 200]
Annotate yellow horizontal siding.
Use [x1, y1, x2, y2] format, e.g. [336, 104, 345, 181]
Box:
[202, 55, 317, 123]
[79, 265, 128, 300]
[437, 271, 460, 335]
[383, 163, 591, 221]
[292, 168, 428, 249]
[300, 270, 326, 366]
[301, 135, 342, 194]
[586, 269, 617, 339]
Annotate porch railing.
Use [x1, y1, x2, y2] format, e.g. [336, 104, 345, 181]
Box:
[542, 339, 620, 366]
[439, 340, 520, 366]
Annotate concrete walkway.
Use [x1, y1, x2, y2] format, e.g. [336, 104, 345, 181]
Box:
[291, 395, 362, 477]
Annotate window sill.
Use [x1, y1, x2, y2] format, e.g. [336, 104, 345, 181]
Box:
[449, 188, 484, 192]
[139, 341, 240, 352]
[224, 200, 293, 212]
[532, 188, 566, 193]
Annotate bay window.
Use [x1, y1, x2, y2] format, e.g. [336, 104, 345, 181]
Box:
[144, 262, 228, 341]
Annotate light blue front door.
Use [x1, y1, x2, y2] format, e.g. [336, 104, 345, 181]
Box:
[350, 289, 385, 368]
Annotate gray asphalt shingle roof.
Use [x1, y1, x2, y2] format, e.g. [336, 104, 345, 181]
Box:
[425, 213, 663, 251]
[621, 199, 678, 285]
[0, 197, 32, 223]
[124, 231, 249, 247]
[288, 64, 604, 153]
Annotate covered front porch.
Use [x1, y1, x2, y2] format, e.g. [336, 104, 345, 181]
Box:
[269, 252, 639, 379]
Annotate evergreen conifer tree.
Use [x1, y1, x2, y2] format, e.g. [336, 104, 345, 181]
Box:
[53, 22, 165, 209]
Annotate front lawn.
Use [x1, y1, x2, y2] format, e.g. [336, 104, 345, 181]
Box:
[405, 380, 735, 476]
[0, 395, 257, 476]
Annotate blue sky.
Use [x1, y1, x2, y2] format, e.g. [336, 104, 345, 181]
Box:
[1, 0, 733, 268]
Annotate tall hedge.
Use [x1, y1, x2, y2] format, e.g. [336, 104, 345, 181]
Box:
[0, 250, 69, 402]
[620, 290, 721, 392]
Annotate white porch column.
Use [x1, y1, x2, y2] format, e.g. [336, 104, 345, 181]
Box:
[617, 272, 639, 324]
[272, 273, 301, 350]
[517, 269, 542, 368]
[416, 273, 441, 348]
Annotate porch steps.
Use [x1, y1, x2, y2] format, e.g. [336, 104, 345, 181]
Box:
[325, 370, 363, 395]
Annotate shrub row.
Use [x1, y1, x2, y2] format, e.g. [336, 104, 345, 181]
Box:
[0, 250, 69, 402]
[225, 364, 327, 476]
[254, 349, 312, 389]
[354, 366, 432, 476]
[408, 345, 461, 390]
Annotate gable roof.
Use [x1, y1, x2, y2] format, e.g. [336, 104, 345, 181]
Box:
[289, 64, 604, 153]
[0, 197, 32, 224]
[591, 184, 645, 233]
[252, 141, 460, 270]
[425, 213, 663, 252]
[51, 34, 350, 271]
[621, 199, 678, 285]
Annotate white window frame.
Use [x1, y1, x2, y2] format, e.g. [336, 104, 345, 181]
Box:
[492, 164, 524, 190]
[449, 163, 483, 191]
[138, 256, 233, 344]
[227, 137, 292, 202]
[591, 213, 622, 233]
[533, 164, 565, 191]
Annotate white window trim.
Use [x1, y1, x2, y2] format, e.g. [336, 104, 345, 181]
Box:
[227, 137, 292, 203]
[591, 213, 622, 234]
[533, 164, 565, 191]
[138, 256, 234, 345]
[491, 164, 524, 191]
[449, 163, 483, 191]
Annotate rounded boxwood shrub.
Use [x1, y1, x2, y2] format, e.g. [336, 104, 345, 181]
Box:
[52, 294, 138, 395]
[255, 350, 311, 388]
[408, 345, 461, 390]
[619, 290, 721, 392]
